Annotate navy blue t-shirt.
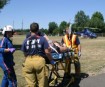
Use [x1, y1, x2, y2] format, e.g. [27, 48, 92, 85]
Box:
[21, 35, 49, 57]
[0, 37, 14, 67]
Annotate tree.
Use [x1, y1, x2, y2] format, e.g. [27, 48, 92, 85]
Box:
[44, 29, 49, 35]
[53, 28, 59, 35]
[59, 21, 69, 35]
[40, 28, 49, 35]
[74, 10, 90, 30]
[0, 0, 10, 10]
[89, 11, 105, 32]
[48, 22, 58, 35]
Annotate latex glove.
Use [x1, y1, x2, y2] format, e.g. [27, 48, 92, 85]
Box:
[9, 48, 16, 53]
[78, 51, 81, 57]
[50, 60, 56, 65]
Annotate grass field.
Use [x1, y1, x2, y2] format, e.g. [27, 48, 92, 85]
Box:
[0, 35, 105, 86]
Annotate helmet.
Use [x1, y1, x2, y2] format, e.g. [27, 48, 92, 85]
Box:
[2, 25, 13, 35]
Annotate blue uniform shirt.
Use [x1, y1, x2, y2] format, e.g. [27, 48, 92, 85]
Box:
[0, 37, 14, 68]
[0, 48, 7, 71]
[0, 48, 5, 53]
[21, 35, 49, 57]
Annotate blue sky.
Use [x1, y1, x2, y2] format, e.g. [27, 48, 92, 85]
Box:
[0, 0, 105, 29]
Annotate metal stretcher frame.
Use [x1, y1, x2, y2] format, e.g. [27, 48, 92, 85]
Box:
[48, 51, 79, 87]
[48, 53, 65, 86]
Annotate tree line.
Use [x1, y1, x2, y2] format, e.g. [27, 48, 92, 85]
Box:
[15, 11, 105, 35]
[39, 11, 105, 35]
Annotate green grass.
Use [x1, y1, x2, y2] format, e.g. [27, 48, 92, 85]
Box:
[0, 35, 105, 86]
[0, 69, 3, 84]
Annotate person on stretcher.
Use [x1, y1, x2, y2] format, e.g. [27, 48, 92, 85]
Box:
[48, 40, 68, 53]
[48, 40, 71, 60]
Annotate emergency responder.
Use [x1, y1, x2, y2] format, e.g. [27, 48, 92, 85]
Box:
[61, 25, 81, 77]
[21, 22, 55, 87]
[0, 48, 15, 72]
[0, 25, 17, 87]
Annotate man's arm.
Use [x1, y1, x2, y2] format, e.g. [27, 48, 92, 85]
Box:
[0, 48, 9, 53]
[76, 37, 81, 52]
[44, 34, 49, 41]
[45, 47, 53, 62]
[54, 42, 68, 52]
[61, 38, 66, 47]
[43, 37, 55, 64]
[45, 47, 56, 65]
[78, 44, 81, 52]
[0, 48, 15, 53]
[76, 37, 81, 57]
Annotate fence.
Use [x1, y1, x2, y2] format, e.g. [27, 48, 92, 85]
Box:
[96, 33, 105, 37]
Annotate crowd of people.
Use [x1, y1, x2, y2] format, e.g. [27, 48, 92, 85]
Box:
[0, 22, 81, 87]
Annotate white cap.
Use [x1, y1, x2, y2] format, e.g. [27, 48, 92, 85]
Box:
[2, 25, 13, 35]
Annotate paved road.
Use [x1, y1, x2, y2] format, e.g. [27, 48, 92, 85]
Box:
[80, 73, 105, 87]
[54, 73, 105, 87]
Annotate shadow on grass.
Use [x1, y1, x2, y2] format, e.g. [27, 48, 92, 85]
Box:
[49, 73, 89, 87]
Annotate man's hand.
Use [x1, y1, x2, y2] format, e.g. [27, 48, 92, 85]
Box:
[50, 60, 56, 65]
[78, 51, 81, 57]
[4, 48, 10, 52]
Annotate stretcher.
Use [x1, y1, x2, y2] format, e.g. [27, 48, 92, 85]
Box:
[48, 53, 64, 86]
[48, 50, 78, 86]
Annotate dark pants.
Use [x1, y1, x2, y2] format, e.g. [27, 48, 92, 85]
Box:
[1, 66, 17, 87]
